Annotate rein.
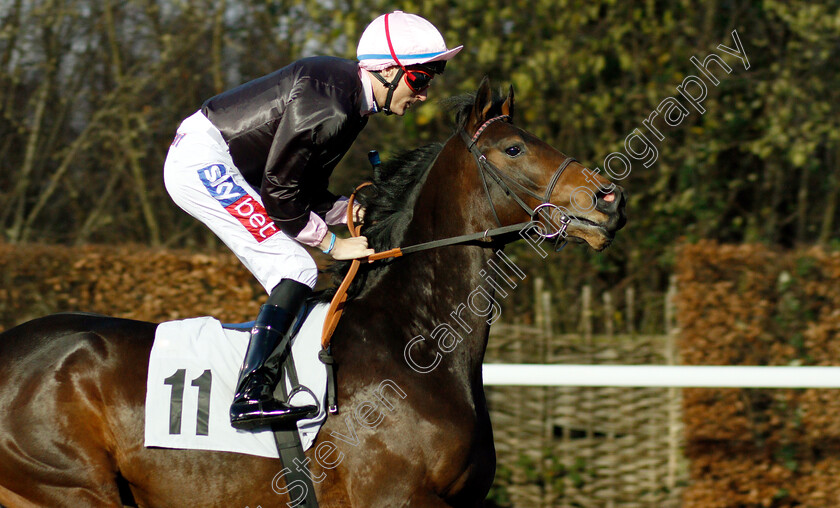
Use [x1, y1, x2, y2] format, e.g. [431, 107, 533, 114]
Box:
[320, 183, 371, 348]
[321, 115, 575, 349]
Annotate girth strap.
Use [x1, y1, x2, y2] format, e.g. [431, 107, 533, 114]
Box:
[272, 349, 319, 507]
[318, 348, 337, 414]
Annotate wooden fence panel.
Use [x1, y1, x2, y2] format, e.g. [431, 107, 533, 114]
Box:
[485, 277, 686, 507]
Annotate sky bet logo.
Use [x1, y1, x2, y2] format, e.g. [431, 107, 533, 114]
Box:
[198, 164, 279, 243]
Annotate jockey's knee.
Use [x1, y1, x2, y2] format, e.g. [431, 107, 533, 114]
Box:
[267, 279, 312, 306]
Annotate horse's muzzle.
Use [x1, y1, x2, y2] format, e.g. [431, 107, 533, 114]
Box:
[595, 185, 627, 233]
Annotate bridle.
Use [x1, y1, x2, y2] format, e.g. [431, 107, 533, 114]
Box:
[459, 114, 576, 243]
[361, 114, 577, 262]
[321, 114, 577, 350]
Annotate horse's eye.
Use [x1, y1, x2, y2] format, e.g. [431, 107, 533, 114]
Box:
[505, 146, 522, 157]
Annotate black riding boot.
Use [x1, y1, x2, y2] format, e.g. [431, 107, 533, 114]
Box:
[230, 279, 317, 431]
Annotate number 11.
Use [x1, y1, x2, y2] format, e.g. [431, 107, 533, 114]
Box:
[163, 369, 212, 436]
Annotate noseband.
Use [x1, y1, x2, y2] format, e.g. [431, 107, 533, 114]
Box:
[459, 115, 576, 243]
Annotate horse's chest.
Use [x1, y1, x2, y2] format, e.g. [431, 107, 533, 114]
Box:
[419, 415, 496, 500]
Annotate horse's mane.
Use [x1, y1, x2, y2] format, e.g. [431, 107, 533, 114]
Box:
[360, 143, 443, 251]
[314, 142, 441, 302]
[317, 89, 510, 301]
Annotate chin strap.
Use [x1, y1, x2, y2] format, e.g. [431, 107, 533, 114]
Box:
[370, 69, 405, 115]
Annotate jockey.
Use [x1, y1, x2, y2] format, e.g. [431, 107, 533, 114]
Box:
[163, 11, 462, 431]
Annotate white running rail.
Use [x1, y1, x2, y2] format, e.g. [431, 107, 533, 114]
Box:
[483, 364, 840, 388]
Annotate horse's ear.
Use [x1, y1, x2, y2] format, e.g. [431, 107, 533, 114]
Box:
[470, 76, 493, 129]
[501, 84, 514, 119]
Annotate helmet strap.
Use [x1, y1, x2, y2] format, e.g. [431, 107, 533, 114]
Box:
[371, 68, 404, 116]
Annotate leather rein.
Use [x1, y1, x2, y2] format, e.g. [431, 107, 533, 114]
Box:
[321, 115, 576, 347]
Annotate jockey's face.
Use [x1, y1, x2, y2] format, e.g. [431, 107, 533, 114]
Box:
[375, 66, 429, 116]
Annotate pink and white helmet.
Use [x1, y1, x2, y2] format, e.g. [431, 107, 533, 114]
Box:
[357, 11, 463, 71]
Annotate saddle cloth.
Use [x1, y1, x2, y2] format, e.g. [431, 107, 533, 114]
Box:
[144, 303, 329, 458]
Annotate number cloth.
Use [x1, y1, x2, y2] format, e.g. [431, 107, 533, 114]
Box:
[144, 306, 330, 457]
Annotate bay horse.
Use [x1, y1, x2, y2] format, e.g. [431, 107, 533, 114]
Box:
[0, 78, 625, 507]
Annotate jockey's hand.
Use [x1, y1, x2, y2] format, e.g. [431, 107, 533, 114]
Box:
[327, 235, 375, 260]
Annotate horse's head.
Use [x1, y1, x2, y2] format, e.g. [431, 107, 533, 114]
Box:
[456, 78, 626, 251]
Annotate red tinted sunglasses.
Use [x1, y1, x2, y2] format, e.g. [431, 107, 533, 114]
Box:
[403, 68, 434, 92]
[384, 13, 435, 93]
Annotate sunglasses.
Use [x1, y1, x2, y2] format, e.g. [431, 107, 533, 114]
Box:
[384, 13, 436, 93]
[403, 68, 434, 92]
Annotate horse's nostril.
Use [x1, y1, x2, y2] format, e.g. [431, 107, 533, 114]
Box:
[602, 192, 616, 203]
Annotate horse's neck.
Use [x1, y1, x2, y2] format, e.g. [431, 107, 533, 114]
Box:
[357, 143, 502, 390]
[366, 244, 495, 383]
